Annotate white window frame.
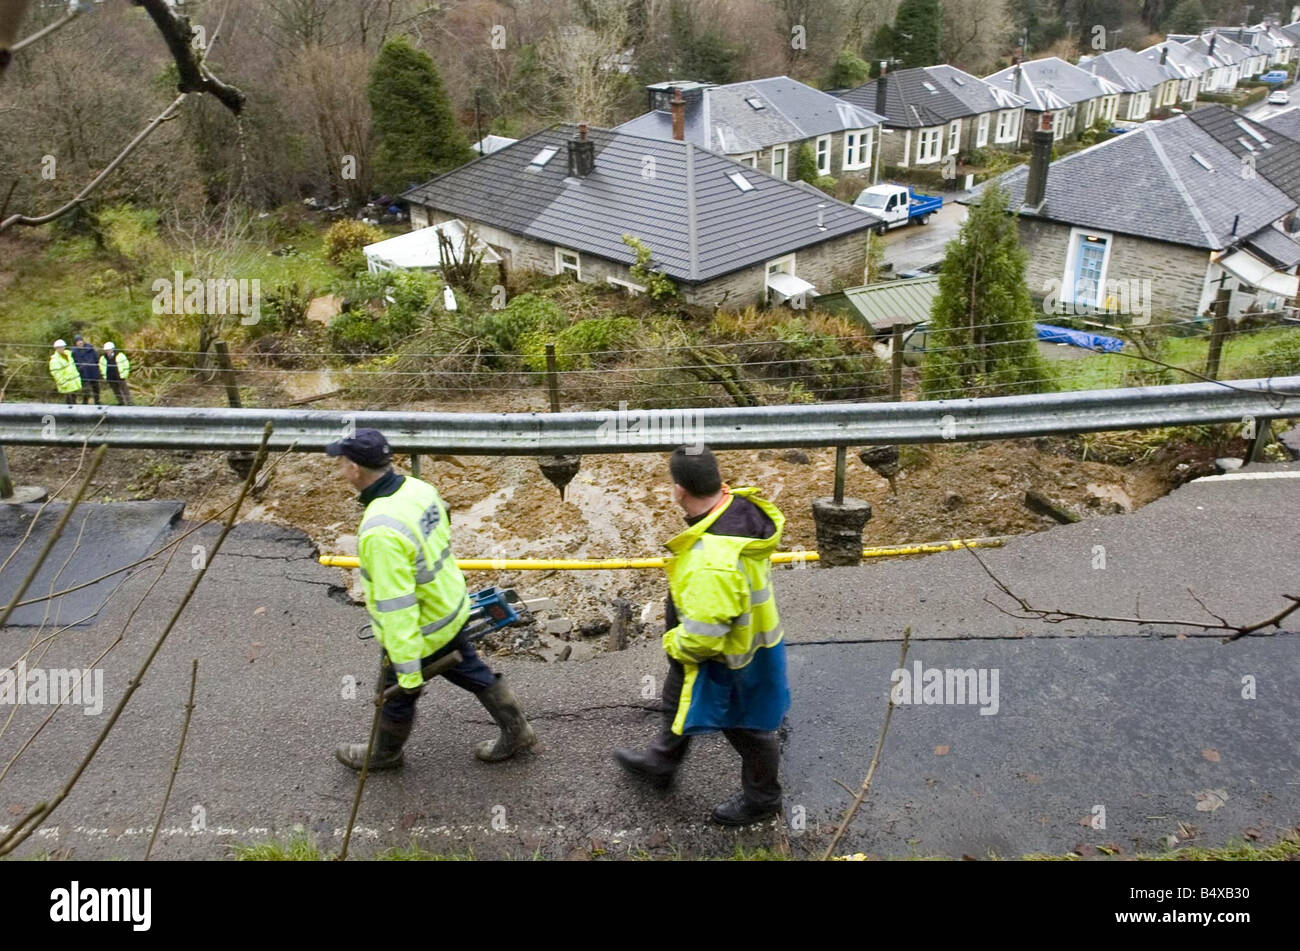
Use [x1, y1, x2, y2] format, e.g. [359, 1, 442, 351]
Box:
[1128, 92, 1149, 120]
[1060, 227, 1114, 309]
[916, 127, 942, 164]
[735, 153, 757, 168]
[555, 247, 581, 280]
[947, 120, 961, 155]
[607, 275, 646, 296]
[764, 254, 797, 304]
[1053, 110, 1068, 140]
[995, 109, 1018, 143]
[842, 129, 873, 170]
[771, 144, 788, 180]
[815, 135, 831, 175]
[1084, 98, 1096, 128]
[976, 112, 989, 147]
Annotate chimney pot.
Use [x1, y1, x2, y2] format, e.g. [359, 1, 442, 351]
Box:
[1160, 45, 1168, 65]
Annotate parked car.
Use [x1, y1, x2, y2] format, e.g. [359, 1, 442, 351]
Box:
[1261, 69, 1289, 84]
[853, 184, 943, 234]
[1268, 90, 1290, 105]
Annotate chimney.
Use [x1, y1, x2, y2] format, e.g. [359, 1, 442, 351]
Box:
[1160, 45, 1168, 65]
[1013, 62, 1023, 97]
[875, 63, 887, 118]
[671, 87, 685, 141]
[1208, 34, 1217, 57]
[1022, 111, 1053, 213]
[568, 123, 595, 177]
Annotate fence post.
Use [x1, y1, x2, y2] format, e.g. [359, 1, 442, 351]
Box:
[214, 341, 241, 408]
[891, 326, 904, 401]
[1204, 288, 1231, 381]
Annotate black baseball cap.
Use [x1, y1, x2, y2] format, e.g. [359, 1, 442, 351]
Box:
[325, 428, 393, 468]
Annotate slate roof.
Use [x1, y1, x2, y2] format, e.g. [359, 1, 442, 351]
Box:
[615, 76, 883, 155]
[837, 65, 1026, 128]
[984, 57, 1122, 111]
[1186, 104, 1300, 203]
[1077, 48, 1176, 93]
[1280, 22, 1300, 44]
[986, 114, 1296, 250]
[1138, 41, 1212, 81]
[1262, 106, 1300, 142]
[1179, 32, 1253, 67]
[402, 124, 876, 284]
[1245, 224, 1300, 267]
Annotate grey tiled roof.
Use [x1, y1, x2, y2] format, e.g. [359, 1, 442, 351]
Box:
[987, 114, 1295, 250]
[1245, 224, 1300, 267]
[1187, 104, 1300, 203]
[402, 124, 876, 284]
[837, 65, 1025, 128]
[984, 57, 1122, 111]
[1262, 106, 1300, 142]
[1138, 41, 1212, 80]
[1077, 48, 1175, 93]
[615, 76, 882, 155]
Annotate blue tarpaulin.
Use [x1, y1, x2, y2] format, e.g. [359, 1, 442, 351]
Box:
[1034, 323, 1124, 352]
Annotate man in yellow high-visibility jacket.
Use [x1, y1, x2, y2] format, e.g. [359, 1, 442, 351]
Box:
[614, 445, 790, 826]
[48, 339, 82, 405]
[98, 342, 132, 405]
[329, 428, 536, 770]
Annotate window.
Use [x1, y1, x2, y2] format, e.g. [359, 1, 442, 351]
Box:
[771, 145, 788, 180]
[1053, 110, 1068, 140]
[727, 171, 754, 191]
[1084, 98, 1096, 128]
[735, 153, 757, 168]
[745, 97, 766, 110]
[976, 112, 990, 147]
[555, 248, 581, 280]
[1128, 92, 1149, 120]
[843, 129, 873, 170]
[995, 109, 1019, 143]
[917, 127, 942, 164]
[528, 147, 558, 170]
[815, 135, 831, 175]
[947, 120, 960, 155]
[764, 254, 796, 304]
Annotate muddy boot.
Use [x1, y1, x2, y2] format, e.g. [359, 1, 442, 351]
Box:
[335, 717, 412, 771]
[473, 676, 536, 762]
[614, 722, 689, 790]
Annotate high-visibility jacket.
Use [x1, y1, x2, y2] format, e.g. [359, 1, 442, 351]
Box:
[661, 487, 790, 735]
[49, 351, 82, 393]
[357, 474, 470, 690]
[99, 351, 130, 381]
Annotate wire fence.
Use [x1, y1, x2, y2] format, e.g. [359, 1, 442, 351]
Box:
[2, 320, 1296, 412]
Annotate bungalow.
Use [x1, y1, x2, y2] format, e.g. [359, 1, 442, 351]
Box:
[837, 65, 1028, 168]
[1172, 32, 1250, 91]
[401, 124, 880, 309]
[1214, 27, 1273, 77]
[1138, 42, 1206, 109]
[984, 57, 1123, 144]
[615, 76, 884, 181]
[1186, 104, 1300, 205]
[1076, 48, 1178, 122]
[1262, 22, 1296, 64]
[989, 112, 1300, 321]
[1262, 105, 1300, 141]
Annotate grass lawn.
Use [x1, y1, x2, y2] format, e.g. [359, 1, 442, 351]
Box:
[1059, 326, 1298, 391]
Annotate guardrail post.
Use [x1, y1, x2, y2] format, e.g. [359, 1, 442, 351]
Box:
[0, 446, 48, 504]
[538, 340, 580, 500]
[0, 446, 12, 500]
[813, 446, 872, 567]
[1247, 419, 1273, 463]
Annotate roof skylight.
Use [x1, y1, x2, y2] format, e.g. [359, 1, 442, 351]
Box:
[728, 171, 754, 191]
[528, 147, 558, 169]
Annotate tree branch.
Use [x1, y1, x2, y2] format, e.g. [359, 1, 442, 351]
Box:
[133, 0, 244, 114]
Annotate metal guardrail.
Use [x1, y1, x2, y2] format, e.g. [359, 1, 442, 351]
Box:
[0, 377, 1297, 455]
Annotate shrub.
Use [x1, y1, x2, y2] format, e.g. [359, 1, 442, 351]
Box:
[519, 316, 636, 371]
[622, 235, 678, 301]
[324, 219, 385, 265]
[329, 269, 443, 355]
[474, 292, 566, 355]
[795, 144, 819, 184]
[1249, 334, 1300, 377]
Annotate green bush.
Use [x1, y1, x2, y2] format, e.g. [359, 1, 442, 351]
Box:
[795, 144, 819, 184]
[330, 269, 443, 355]
[519, 316, 636, 371]
[324, 219, 385, 265]
[474, 292, 566, 355]
[1250, 334, 1300, 377]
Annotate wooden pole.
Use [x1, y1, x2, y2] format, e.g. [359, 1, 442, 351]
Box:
[1204, 286, 1231, 381]
[214, 340, 241, 408]
[545, 342, 561, 413]
[890, 325, 904, 401]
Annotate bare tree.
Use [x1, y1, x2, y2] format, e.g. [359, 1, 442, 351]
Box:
[538, 0, 631, 124]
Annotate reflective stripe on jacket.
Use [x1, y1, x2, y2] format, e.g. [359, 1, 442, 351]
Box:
[99, 352, 130, 380]
[49, 352, 82, 393]
[661, 487, 790, 735]
[358, 475, 470, 689]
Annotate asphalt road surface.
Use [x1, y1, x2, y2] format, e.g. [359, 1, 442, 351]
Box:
[0, 464, 1296, 859]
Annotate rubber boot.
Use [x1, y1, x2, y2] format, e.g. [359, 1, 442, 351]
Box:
[711, 730, 782, 825]
[473, 676, 536, 762]
[613, 722, 690, 790]
[335, 717, 412, 771]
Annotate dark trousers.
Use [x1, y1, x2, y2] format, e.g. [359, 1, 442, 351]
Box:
[62, 393, 76, 406]
[379, 627, 497, 726]
[80, 380, 100, 404]
[653, 657, 782, 807]
[107, 379, 131, 405]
